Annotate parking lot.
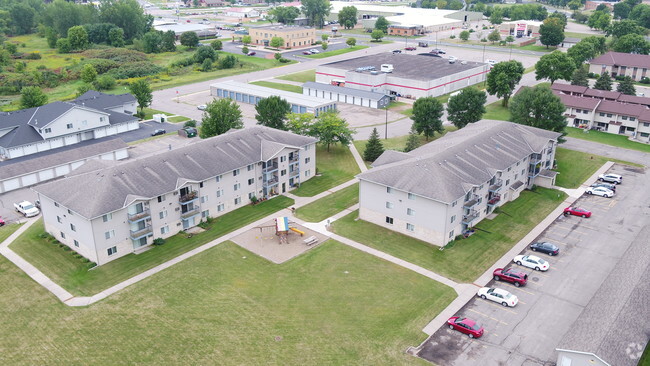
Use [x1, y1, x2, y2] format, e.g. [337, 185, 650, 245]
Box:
[417, 163, 649, 366]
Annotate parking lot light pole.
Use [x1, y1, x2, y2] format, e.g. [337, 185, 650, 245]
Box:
[385, 105, 388, 139]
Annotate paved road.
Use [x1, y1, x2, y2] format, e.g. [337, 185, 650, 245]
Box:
[562, 137, 650, 166]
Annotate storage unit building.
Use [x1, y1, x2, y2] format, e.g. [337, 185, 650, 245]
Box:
[302, 81, 391, 109]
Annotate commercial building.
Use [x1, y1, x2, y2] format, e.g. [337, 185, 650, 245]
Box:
[224, 7, 261, 18]
[388, 24, 423, 36]
[302, 81, 391, 109]
[153, 20, 218, 38]
[316, 53, 489, 99]
[589, 52, 650, 81]
[249, 25, 315, 49]
[211, 80, 337, 115]
[356, 120, 560, 246]
[552, 83, 650, 142]
[497, 20, 542, 38]
[33, 126, 317, 266]
[0, 90, 138, 160]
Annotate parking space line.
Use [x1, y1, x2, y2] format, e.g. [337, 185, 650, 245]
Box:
[608, 200, 618, 207]
[468, 309, 509, 325]
[518, 300, 526, 304]
[483, 301, 518, 315]
[502, 284, 535, 295]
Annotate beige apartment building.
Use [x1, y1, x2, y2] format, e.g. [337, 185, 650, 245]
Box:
[250, 25, 315, 49]
[589, 52, 650, 81]
[356, 120, 561, 246]
[33, 127, 317, 266]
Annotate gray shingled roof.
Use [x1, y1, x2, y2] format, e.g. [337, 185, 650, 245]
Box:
[302, 82, 390, 101]
[34, 126, 318, 219]
[357, 120, 561, 204]
[371, 150, 411, 167]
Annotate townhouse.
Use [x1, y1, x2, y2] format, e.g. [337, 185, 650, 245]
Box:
[589, 52, 650, 81]
[33, 127, 317, 266]
[356, 120, 561, 246]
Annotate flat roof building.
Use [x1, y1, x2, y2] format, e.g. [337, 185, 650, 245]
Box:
[302, 81, 391, 109]
[249, 25, 315, 49]
[210, 80, 337, 115]
[316, 53, 489, 99]
[497, 20, 543, 38]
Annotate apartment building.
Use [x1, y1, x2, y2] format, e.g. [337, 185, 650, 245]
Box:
[249, 25, 315, 49]
[356, 120, 560, 246]
[33, 127, 317, 265]
[589, 52, 650, 81]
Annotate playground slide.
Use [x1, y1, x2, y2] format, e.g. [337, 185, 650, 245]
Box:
[290, 227, 305, 236]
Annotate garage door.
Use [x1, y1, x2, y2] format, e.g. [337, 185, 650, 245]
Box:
[2, 178, 20, 192]
[21, 173, 38, 186]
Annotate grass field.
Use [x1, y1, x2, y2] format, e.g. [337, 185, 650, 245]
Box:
[332, 187, 567, 283]
[295, 183, 359, 222]
[0, 240, 453, 365]
[564, 32, 598, 39]
[291, 144, 360, 197]
[250, 81, 303, 93]
[167, 115, 191, 123]
[565, 127, 650, 154]
[142, 108, 173, 120]
[353, 126, 457, 158]
[518, 44, 555, 52]
[304, 45, 369, 59]
[483, 100, 511, 121]
[0, 223, 22, 243]
[554, 148, 641, 188]
[10, 197, 293, 296]
[276, 69, 315, 83]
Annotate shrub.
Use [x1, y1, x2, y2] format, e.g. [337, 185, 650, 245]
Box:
[588, 72, 598, 78]
[211, 40, 223, 50]
[469, 29, 475, 33]
[93, 75, 116, 90]
[184, 120, 197, 127]
[107, 62, 164, 79]
[480, 38, 488, 42]
[80, 58, 120, 74]
[640, 77, 650, 84]
[279, 58, 291, 63]
[449, 35, 456, 39]
[37, 65, 46, 70]
[219, 54, 237, 69]
[202, 58, 213, 71]
[153, 238, 165, 246]
[82, 48, 148, 63]
[25, 52, 41, 60]
[170, 56, 195, 68]
[615, 75, 626, 81]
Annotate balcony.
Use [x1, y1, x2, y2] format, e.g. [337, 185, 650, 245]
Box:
[289, 168, 300, 177]
[463, 194, 479, 208]
[529, 153, 542, 164]
[528, 166, 541, 178]
[180, 206, 201, 219]
[462, 210, 480, 225]
[263, 162, 278, 173]
[127, 209, 150, 223]
[130, 225, 152, 240]
[264, 174, 279, 186]
[488, 179, 503, 192]
[179, 190, 198, 203]
[487, 194, 501, 206]
[289, 154, 299, 164]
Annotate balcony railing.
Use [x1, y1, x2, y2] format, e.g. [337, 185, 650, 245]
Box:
[127, 209, 150, 222]
[263, 162, 279, 173]
[488, 179, 503, 192]
[463, 194, 479, 208]
[180, 206, 201, 218]
[179, 190, 198, 203]
[528, 167, 541, 178]
[462, 210, 480, 224]
[487, 195, 501, 206]
[529, 153, 542, 164]
[289, 155, 299, 164]
[265, 177, 279, 186]
[290, 168, 300, 177]
[130, 225, 152, 239]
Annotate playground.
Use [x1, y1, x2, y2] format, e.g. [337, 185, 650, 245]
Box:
[230, 217, 329, 264]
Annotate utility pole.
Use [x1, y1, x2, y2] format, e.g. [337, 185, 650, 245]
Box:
[385, 105, 388, 139]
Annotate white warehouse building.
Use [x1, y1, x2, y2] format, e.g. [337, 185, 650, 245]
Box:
[302, 81, 391, 109]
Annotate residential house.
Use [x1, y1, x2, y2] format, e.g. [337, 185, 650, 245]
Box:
[33, 126, 317, 266]
[589, 52, 650, 81]
[356, 120, 560, 246]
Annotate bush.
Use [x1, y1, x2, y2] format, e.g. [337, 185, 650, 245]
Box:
[184, 120, 197, 127]
[25, 52, 41, 60]
[480, 38, 488, 42]
[615, 75, 626, 81]
[588, 72, 598, 78]
[107, 62, 164, 79]
[82, 48, 148, 63]
[640, 77, 650, 84]
[80, 58, 120, 74]
[37, 65, 46, 70]
[219, 54, 237, 69]
[170, 56, 195, 68]
[153, 238, 165, 246]
[469, 29, 475, 33]
[93, 75, 116, 90]
[279, 58, 291, 63]
[449, 35, 456, 39]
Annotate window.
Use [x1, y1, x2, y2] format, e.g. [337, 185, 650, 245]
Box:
[60, 231, 66, 239]
[68, 209, 73, 215]
[599, 112, 605, 117]
[644, 123, 650, 127]
[280, 156, 286, 162]
[607, 114, 613, 117]
[199, 182, 204, 188]
[247, 164, 254, 171]
[507, 167, 511, 172]
[44, 128, 51, 133]
[305, 144, 311, 151]
[248, 178, 254, 185]
[305, 170, 311, 177]
[102, 213, 112, 222]
[107, 246, 117, 256]
[387, 187, 393, 194]
[408, 193, 415, 200]
[451, 215, 456, 223]
[217, 204, 225, 212]
[407, 208, 415, 216]
[105, 230, 115, 240]
[54, 202, 59, 207]
[622, 116, 628, 120]
[386, 202, 394, 209]
[57, 216, 62, 223]
[215, 175, 222, 182]
[248, 192, 255, 200]
[200, 195, 208, 203]
[281, 169, 286, 176]
[452, 201, 457, 207]
[234, 197, 241, 205]
[575, 109, 581, 113]
[161, 226, 169, 235]
[70, 223, 76, 232]
[406, 223, 415, 232]
[305, 157, 311, 164]
[630, 117, 636, 121]
[641, 132, 650, 137]
[234, 183, 240, 191]
[74, 240, 79, 247]
[100, 117, 105, 122]
[583, 110, 588, 114]
[506, 179, 510, 186]
[159, 210, 167, 219]
[66, 123, 73, 129]
[157, 195, 165, 203]
[385, 216, 394, 224]
[449, 230, 454, 239]
[202, 210, 210, 218]
[233, 169, 240, 176]
[216, 189, 224, 197]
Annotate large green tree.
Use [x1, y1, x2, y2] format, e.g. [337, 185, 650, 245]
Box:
[99, 0, 151, 41]
[588, 10, 611, 30]
[412, 97, 444, 140]
[200, 98, 243, 138]
[535, 51, 576, 84]
[141, 30, 162, 53]
[486, 60, 525, 107]
[270, 36, 285, 48]
[161, 30, 176, 52]
[128, 79, 153, 117]
[371, 29, 384, 42]
[20, 86, 48, 109]
[255, 96, 291, 130]
[539, 17, 565, 48]
[268, 6, 300, 24]
[67, 25, 89, 50]
[311, 110, 355, 151]
[594, 72, 613, 91]
[374, 16, 389, 33]
[404, 124, 420, 152]
[108, 27, 125, 47]
[286, 113, 315, 136]
[509, 85, 566, 134]
[611, 33, 650, 54]
[629, 4, 650, 28]
[180, 31, 199, 48]
[301, 0, 332, 28]
[338, 6, 358, 30]
[606, 19, 646, 38]
[567, 41, 596, 68]
[570, 66, 590, 87]
[10, 3, 35, 35]
[617, 76, 636, 95]
[363, 128, 385, 163]
[42, 0, 97, 37]
[446, 88, 487, 129]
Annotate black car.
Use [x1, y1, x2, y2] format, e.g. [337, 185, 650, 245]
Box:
[392, 49, 402, 54]
[530, 241, 560, 256]
[151, 129, 166, 136]
[590, 182, 616, 192]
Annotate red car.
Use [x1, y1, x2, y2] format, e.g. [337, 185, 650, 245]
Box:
[493, 268, 528, 287]
[563, 206, 592, 218]
[0, 217, 5, 226]
[247, 51, 256, 56]
[404, 46, 417, 51]
[447, 316, 484, 338]
[302, 50, 312, 55]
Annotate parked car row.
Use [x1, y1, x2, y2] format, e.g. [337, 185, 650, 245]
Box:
[302, 49, 320, 55]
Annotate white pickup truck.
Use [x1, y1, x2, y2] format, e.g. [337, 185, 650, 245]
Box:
[14, 201, 40, 217]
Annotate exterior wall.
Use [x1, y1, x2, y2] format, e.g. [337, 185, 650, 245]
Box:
[563, 105, 597, 128]
[388, 26, 421, 36]
[38, 107, 109, 140]
[302, 86, 390, 109]
[497, 22, 541, 37]
[589, 63, 650, 81]
[250, 27, 315, 49]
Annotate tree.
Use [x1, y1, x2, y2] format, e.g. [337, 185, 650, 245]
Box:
[202, 58, 212, 72]
[548, 12, 568, 29]
[56, 38, 71, 53]
[93, 75, 116, 91]
[617, 76, 636, 95]
[509, 85, 566, 134]
[611, 33, 650, 54]
[200, 98, 243, 138]
[363, 128, 385, 162]
[606, 19, 645, 38]
[613, 2, 632, 19]
[582, 36, 608, 55]
[76, 83, 91, 98]
[286, 113, 314, 135]
[446, 88, 487, 129]
[242, 45, 249, 55]
[180, 31, 199, 48]
[45, 27, 58, 49]
[412, 97, 444, 140]
[489, 8, 503, 25]
[310, 110, 355, 151]
[219, 54, 237, 69]
[269, 6, 300, 24]
[301, 0, 332, 28]
[141, 31, 162, 53]
[195, 46, 216, 63]
[594, 71, 613, 91]
[10, 3, 35, 35]
[588, 10, 611, 30]
[404, 124, 420, 152]
[161, 30, 176, 52]
[322, 34, 329, 41]
[128, 79, 153, 117]
[629, 4, 650, 28]
[459, 30, 470, 41]
[99, 0, 150, 41]
[270, 36, 284, 48]
[321, 41, 328, 51]
[570, 66, 590, 87]
[108, 27, 125, 47]
[346, 37, 356, 47]
[374, 16, 389, 33]
[539, 18, 565, 48]
[487, 30, 501, 44]
[535, 51, 576, 84]
[505, 35, 515, 44]
[81, 64, 98, 83]
[67, 25, 89, 51]
[486, 60, 525, 107]
[275, 52, 282, 61]
[242, 35, 252, 45]
[211, 39, 223, 50]
[568, 0, 581, 11]
[20, 86, 48, 109]
[567, 41, 595, 67]
[255, 96, 291, 130]
[371, 29, 384, 42]
[41, 0, 95, 37]
[338, 6, 358, 30]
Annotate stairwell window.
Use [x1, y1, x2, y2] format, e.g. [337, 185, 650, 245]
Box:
[66, 123, 73, 129]
[105, 230, 115, 240]
[103, 213, 112, 222]
[386, 202, 394, 209]
[385, 216, 394, 224]
[406, 223, 415, 232]
[107, 246, 117, 256]
[407, 208, 415, 216]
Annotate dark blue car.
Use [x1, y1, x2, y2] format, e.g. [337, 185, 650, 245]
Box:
[530, 242, 560, 256]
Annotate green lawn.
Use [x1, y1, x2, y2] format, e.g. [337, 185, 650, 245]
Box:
[332, 187, 567, 283]
[565, 127, 650, 154]
[518, 44, 556, 52]
[295, 183, 359, 222]
[553, 148, 641, 188]
[354, 126, 457, 158]
[483, 100, 511, 121]
[0, 223, 22, 243]
[10, 196, 294, 296]
[142, 107, 173, 120]
[276, 69, 315, 83]
[250, 81, 303, 94]
[564, 32, 597, 39]
[0, 240, 453, 364]
[167, 115, 191, 123]
[304, 45, 368, 59]
[524, 65, 536, 74]
[291, 144, 361, 197]
[640, 342, 650, 366]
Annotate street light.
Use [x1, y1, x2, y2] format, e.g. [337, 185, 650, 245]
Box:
[385, 105, 388, 139]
